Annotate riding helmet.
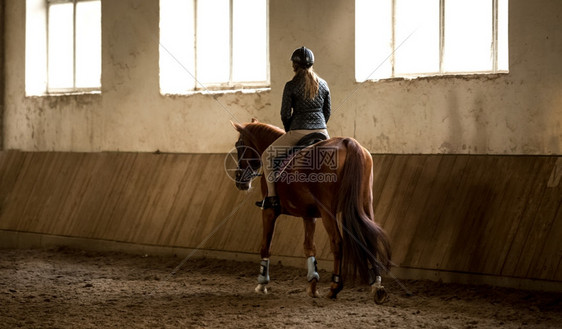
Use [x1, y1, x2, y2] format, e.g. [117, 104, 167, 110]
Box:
[291, 46, 314, 68]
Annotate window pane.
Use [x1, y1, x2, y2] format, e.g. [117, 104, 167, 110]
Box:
[443, 0, 493, 72]
[197, 0, 230, 85]
[76, 0, 101, 88]
[48, 2, 74, 89]
[160, 0, 195, 93]
[26, 0, 48, 95]
[394, 0, 439, 75]
[497, 0, 509, 71]
[232, 0, 267, 82]
[355, 0, 392, 81]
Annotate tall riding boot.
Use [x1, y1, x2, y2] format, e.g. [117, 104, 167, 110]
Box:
[256, 196, 281, 214]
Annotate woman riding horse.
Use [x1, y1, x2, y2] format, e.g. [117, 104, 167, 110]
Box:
[258, 46, 331, 212]
[232, 47, 391, 303]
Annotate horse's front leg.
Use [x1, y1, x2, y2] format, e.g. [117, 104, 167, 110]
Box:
[255, 209, 278, 294]
[303, 217, 320, 298]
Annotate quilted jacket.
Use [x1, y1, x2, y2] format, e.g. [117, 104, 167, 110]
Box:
[280, 75, 331, 131]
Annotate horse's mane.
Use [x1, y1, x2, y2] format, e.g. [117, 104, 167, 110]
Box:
[243, 122, 285, 147]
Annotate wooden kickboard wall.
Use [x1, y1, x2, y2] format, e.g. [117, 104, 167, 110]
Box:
[0, 151, 560, 284]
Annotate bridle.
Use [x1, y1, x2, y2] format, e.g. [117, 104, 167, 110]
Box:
[235, 137, 262, 183]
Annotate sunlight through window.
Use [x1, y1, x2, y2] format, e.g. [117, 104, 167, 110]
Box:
[47, 3, 74, 89]
[443, 0, 493, 72]
[395, 0, 440, 76]
[75, 0, 102, 88]
[160, 0, 269, 94]
[232, 0, 268, 82]
[47, 0, 101, 92]
[197, 0, 230, 84]
[497, 0, 509, 71]
[356, 0, 509, 81]
[159, 0, 195, 93]
[355, 0, 392, 81]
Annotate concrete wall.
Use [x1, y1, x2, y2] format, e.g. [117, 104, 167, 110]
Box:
[3, 0, 562, 154]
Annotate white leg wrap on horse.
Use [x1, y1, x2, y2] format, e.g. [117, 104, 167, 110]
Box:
[255, 283, 268, 294]
[371, 275, 383, 288]
[371, 275, 388, 304]
[368, 266, 381, 286]
[306, 256, 320, 282]
[371, 275, 384, 293]
[257, 259, 270, 285]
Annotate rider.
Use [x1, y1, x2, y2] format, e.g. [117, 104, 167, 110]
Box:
[257, 46, 331, 211]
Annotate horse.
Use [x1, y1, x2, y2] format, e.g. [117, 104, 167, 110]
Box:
[231, 118, 391, 303]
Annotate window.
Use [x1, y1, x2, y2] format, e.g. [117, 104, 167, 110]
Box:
[160, 0, 269, 94]
[26, 0, 101, 95]
[47, 0, 101, 92]
[355, 0, 508, 82]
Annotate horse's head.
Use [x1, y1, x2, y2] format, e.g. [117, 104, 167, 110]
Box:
[231, 119, 262, 191]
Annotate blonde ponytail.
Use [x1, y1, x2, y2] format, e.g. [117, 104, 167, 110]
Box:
[294, 66, 320, 100]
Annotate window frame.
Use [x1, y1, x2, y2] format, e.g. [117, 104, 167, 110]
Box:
[357, 0, 508, 82]
[46, 0, 101, 94]
[159, 0, 270, 95]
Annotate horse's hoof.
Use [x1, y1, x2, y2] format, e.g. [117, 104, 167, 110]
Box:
[373, 286, 388, 304]
[306, 279, 320, 298]
[307, 288, 320, 298]
[326, 281, 342, 299]
[255, 284, 268, 294]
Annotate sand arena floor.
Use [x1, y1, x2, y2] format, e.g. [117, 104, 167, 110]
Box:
[0, 248, 560, 328]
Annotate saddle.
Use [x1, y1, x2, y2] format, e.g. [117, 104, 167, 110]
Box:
[272, 132, 328, 171]
[257, 132, 329, 211]
[294, 132, 328, 152]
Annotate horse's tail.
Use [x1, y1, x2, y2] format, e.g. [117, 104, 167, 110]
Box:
[337, 138, 391, 283]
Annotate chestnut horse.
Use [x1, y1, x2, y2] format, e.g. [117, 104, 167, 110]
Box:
[231, 119, 391, 303]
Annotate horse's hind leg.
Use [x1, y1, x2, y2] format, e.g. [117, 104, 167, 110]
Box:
[256, 209, 278, 294]
[369, 266, 388, 304]
[303, 217, 320, 298]
[320, 211, 343, 299]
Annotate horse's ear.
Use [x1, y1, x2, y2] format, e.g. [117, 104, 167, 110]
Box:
[251, 118, 258, 123]
[231, 120, 244, 132]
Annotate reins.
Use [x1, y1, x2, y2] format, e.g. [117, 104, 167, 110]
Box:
[235, 138, 263, 181]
